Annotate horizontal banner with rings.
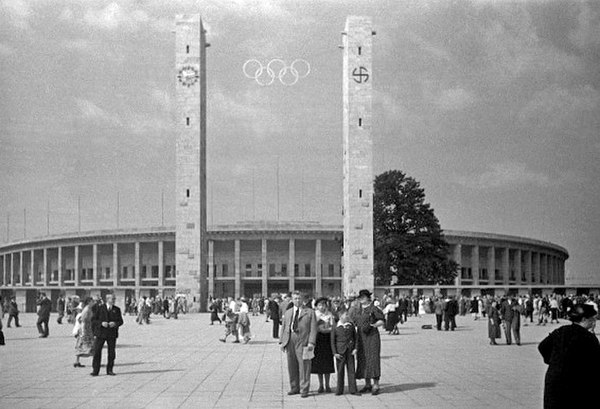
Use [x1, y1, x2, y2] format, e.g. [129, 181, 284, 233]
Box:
[243, 59, 310, 86]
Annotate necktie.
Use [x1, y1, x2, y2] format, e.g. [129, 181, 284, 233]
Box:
[292, 308, 299, 332]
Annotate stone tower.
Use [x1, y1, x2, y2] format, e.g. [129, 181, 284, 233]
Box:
[175, 14, 208, 311]
[342, 16, 375, 295]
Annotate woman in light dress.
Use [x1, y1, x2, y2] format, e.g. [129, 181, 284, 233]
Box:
[73, 297, 95, 368]
[238, 298, 252, 344]
[418, 297, 426, 316]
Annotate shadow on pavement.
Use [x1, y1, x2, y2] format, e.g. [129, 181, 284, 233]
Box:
[116, 344, 142, 348]
[381, 382, 436, 394]
[114, 362, 154, 367]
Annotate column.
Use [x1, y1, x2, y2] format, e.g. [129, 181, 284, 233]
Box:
[58, 247, 63, 285]
[113, 243, 119, 287]
[134, 242, 141, 289]
[515, 249, 522, 284]
[502, 248, 509, 286]
[30, 249, 34, 286]
[207, 240, 214, 298]
[525, 250, 532, 285]
[552, 256, 558, 284]
[487, 247, 495, 285]
[43, 248, 48, 286]
[534, 252, 541, 284]
[288, 238, 295, 293]
[315, 239, 322, 297]
[261, 239, 268, 297]
[471, 246, 479, 286]
[2, 254, 5, 286]
[19, 251, 24, 286]
[234, 239, 241, 299]
[158, 241, 164, 288]
[74, 245, 80, 286]
[11, 253, 14, 286]
[559, 258, 565, 284]
[540, 254, 546, 284]
[453, 244, 461, 286]
[92, 244, 98, 286]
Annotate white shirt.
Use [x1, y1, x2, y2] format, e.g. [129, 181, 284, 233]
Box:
[239, 302, 249, 313]
[290, 306, 300, 331]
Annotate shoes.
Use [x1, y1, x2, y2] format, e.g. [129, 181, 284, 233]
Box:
[73, 363, 85, 368]
[219, 338, 225, 343]
[90, 373, 98, 377]
[301, 393, 309, 398]
[371, 387, 380, 396]
[39, 335, 48, 338]
[233, 340, 240, 343]
[325, 387, 332, 393]
[350, 392, 362, 396]
[516, 342, 521, 346]
[318, 387, 324, 393]
[107, 372, 116, 376]
[359, 385, 372, 393]
[287, 391, 299, 396]
[335, 392, 343, 396]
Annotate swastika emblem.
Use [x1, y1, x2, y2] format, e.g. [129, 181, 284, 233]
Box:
[352, 67, 369, 83]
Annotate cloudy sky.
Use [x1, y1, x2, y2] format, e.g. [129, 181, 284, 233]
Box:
[1, 0, 599, 282]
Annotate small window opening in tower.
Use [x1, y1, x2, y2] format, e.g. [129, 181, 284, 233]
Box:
[358, 118, 362, 127]
[186, 189, 190, 198]
[186, 117, 190, 126]
[358, 46, 361, 55]
[359, 189, 362, 198]
[186, 45, 190, 54]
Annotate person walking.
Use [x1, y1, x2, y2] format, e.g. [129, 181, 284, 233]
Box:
[209, 298, 221, 325]
[351, 289, 385, 395]
[91, 294, 123, 376]
[73, 297, 95, 368]
[280, 291, 318, 398]
[311, 297, 335, 393]
[433, 297, 444, 331]
[444, 295, 459, 331]
[238, 298, 252, 343]
[269, 295, 280, 339]
[36, 293, 52, 338]
[57, 294, 66, 324]
[538, 303, 600, 409]
[6, 297, 20, 328]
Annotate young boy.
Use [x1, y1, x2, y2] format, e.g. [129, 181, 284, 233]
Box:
[330, 311, 360, 395]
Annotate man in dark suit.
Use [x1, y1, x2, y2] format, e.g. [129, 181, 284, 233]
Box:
[444, 295, 459, 331]
[269, 295, 280, 339]
[36, 293, 52, 338]
[500, 296, 521, 345]
[280, 291, 317, 398]
[91, 294, 124, 376]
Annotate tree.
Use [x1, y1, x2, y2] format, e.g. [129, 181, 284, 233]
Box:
[373, 170, 458, 286]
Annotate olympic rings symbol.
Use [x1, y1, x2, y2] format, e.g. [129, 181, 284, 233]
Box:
[243, 59, 310, 86]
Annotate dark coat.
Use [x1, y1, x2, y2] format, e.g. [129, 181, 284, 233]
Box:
[331, 323, 356, 355]
[487, 306, 501, 339]
[36, 298, 51, 319]
[444, 299, 459, 316]
[500, 300, 521, 323]
[538, 324, 600, 409]
[92, 304, 123, 339]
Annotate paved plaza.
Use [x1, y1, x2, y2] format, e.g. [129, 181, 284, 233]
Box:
[1, 312, 594, 409]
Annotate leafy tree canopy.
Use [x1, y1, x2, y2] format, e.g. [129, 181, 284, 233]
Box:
[374, 170, 458, 286]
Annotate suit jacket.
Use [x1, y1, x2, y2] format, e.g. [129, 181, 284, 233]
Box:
[500, 300, 521, 323]
[331, 323, 356, 355]
[92, 304, 123, 339]
[280, 305, 317, 349]
[37, 298, 51, 319]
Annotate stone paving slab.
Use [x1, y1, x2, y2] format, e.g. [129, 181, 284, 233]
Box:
[1, 312, 598, 408]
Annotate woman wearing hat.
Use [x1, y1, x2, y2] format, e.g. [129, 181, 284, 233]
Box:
[351, 289, 385, 395]
[311, 297, 335, 393]
[538, 303, 600, 409]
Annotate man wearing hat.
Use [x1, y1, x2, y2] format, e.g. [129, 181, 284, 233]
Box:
[351, 289, 385, 395]
[538, 303, 600, 408]
[280, 291, 318, 398]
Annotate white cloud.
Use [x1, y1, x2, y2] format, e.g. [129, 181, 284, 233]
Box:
[75, 98, 122, 126]
[83, 2, 149, 31]
[435, 87, 476, 112]
[569, 2, 600, 50]
[457, 162, 551, 189]
[1, 0, 32, 29]
[0, 43, 14, 56]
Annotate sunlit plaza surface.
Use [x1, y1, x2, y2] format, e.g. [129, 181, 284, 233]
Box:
[2, 312, 595, 409]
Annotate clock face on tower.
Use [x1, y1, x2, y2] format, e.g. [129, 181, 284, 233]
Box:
[177, 65, 199, 87]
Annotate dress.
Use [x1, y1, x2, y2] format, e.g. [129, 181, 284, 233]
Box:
[487, 306, 501, 339]
[311, 311, 335, 374]
[75, 306, 94, 357]
[383, 303, 399, 332]
[352, 304, 385, 380]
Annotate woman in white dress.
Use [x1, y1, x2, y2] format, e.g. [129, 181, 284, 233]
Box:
[418, 297, 426, 316]
[73, 297, 95, 368]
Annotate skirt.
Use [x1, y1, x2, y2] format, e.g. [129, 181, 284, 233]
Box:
[385, 310, 399, 331]
[311, 332, 335, 374]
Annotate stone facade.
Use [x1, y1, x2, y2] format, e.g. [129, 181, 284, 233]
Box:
[175, 15, 208, 311]
[342, 16, 375, 295]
